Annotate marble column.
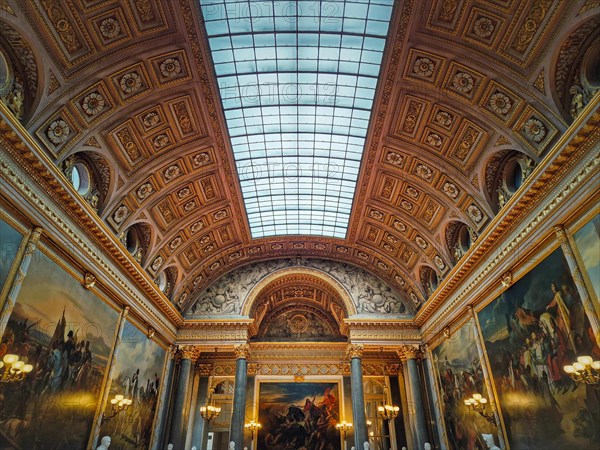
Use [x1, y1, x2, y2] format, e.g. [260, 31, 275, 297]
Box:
[190, 370, 211, 450]
[170, 346, 199, 449]
[399, 346, 428, 450]
[348, 344, 368, 449]
[150, 346, 176, 450]
[555, 225, 600, 346]
[0, 226, 42, 337]
[91, 306, 129, 449]
[230, 344, 250, 447]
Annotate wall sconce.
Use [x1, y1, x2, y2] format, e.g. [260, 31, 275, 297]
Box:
[0, 354, 33, 383]
[336, 420, 352, 439]
[564, 356, 600, 384]
[200, 386, 221, 422]
[464, 393, 495, 424]
[102, 394, 132, 423]
[244, 420, 261, 439]
[377, 404, 400, 421]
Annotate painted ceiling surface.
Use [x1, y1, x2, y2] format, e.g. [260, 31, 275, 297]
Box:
[4, 0, 597, 316]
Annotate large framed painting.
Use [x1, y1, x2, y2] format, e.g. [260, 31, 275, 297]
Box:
[478, 247, 600, 449]
[0, 248, 120, 450]
[572, 213, 600, 300]
[431, 320, 502, 450]
[257, 381, 342, 450]
[0, 218, 23, 296]
[99, 320, 167, 450]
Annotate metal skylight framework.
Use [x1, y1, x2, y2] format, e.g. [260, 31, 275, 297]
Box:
[200, 0, 393, 238]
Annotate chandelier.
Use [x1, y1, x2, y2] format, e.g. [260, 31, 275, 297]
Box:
[0, 354, 33, 383]
[464, 393, 495, 423]
[102, 394, 132, 423]
[377, 404, 400, 421]
[564, 356, 600, 384]
[200, 386, 221, 422]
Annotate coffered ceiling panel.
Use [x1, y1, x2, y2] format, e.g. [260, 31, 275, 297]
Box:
[5, 0, 593, 316]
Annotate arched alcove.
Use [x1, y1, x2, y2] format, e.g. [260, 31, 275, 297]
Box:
[246, 271, 349, 342]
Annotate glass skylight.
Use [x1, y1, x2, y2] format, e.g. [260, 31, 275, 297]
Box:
[200, 0, 393, 238]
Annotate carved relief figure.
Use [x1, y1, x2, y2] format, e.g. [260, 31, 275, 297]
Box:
[187, 259, 410, 317]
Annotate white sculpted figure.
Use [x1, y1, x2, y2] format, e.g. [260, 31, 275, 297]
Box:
[167, 445, 173, 450]
[363, 442, 370, 450]
[96, 436, 111, 450]
[229, 441, 235, 450]
[424, 444, 432, 450]
[482, 433, 500, 450]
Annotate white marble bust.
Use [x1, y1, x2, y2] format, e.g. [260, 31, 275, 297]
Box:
[96, 436, 111, 450]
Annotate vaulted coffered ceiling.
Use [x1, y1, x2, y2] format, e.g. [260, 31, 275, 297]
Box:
[3, 0, 598, 316]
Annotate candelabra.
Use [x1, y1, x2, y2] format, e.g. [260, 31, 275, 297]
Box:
[0, 354, 33, 383]
[336, 420, 352, 439]
[377, 404, 400, 421]
[245, 420, 261, 439]
[200, 387, 221, 422]
[464, 393, 495, 424]
[564, 355, 600, 384]
[102, 394, 132, 423]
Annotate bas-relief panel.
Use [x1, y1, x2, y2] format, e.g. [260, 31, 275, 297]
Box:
[99, 321, 166, 450]
[0, 219, 23, 292]
[257, 382, 341, 450]
[478, 248, 600, 450]
[431, 322, 501, 450]
[0, 249, 119, 450]
[186, 258, 410, 317]
[573, 214, 600, 300]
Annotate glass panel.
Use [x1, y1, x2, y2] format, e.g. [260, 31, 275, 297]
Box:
[200, 0, 393, 237]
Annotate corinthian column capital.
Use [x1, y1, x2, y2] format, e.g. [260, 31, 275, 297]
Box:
[346, 343, 364, 360]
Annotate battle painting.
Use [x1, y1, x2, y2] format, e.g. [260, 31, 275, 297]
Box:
[478, 248, 600, 449]
[0, 249, 119, 450]
[257, 382, 341, 450]
[431, 321, 501, 450]
[99, 321, 166, 450]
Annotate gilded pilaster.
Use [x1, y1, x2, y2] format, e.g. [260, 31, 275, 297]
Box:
[90, 305, 130, 450]
[468, 306, 507, 450]
[0, 226, 43, 337]
[150, 345, 176, 450]
[554, 225, 600, 345]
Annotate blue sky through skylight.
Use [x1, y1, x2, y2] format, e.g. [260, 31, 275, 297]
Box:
[199, 0, 393, 238]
